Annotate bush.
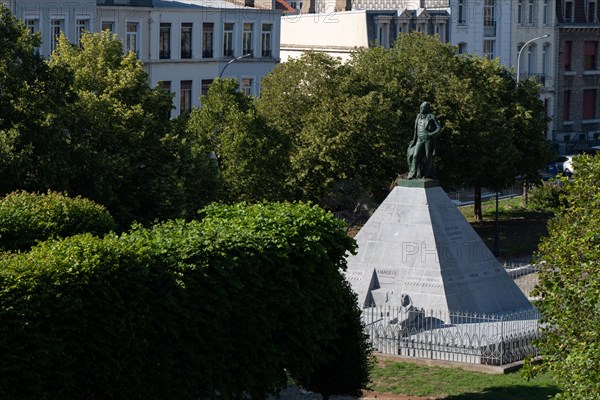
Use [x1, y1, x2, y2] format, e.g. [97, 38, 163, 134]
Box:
[0, 190, 115, 251]
[524, 155, 600, 399]
[0, 202, 369, 400]
[528, 179, 568, 211]
[296, 279, 374, 400]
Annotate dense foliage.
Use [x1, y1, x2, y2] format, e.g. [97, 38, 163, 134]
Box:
[525, 155, 600, 399]
[0, 190, 115, 251]
[187, 79, 290, 202]
[48, 32, 219, 226]
[0, 202, 372, 400]
[0, 7, 219, 228]
[528, 179, 569, 212]
[255, 35, 552, 217]
[0, 5, 73, 194]
[296, 279, 374, 400]
[2, 4, 551, 223]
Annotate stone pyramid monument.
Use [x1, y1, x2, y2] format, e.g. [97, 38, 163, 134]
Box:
[344, 180, 533, 316]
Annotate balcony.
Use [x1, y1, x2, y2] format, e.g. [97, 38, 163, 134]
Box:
[202, 50, 213, 58]
[159, 50, 171, 59]
[223, 49, 234, 57]
[262, 49, 272, 58]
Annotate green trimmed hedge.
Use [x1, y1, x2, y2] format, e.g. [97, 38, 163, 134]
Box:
[0, 190, 115, 251]
[0, 202, 369, 400]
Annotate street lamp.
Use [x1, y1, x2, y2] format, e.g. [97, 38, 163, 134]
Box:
[516, 34, 550, 85]
[219, 52, 253, 79]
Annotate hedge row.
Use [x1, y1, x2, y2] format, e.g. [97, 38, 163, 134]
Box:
[0, 202, 368, 400]
[0, 190, 115, 251]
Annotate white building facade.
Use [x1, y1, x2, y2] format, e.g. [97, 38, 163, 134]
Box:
[1, 0, 98, 57]
[2, 0, 281, 116]
[98, 0, 281, 115]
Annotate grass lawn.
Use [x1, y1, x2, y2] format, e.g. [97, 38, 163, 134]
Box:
[370, 357, 560, 400]
[458, 196, 553, 259]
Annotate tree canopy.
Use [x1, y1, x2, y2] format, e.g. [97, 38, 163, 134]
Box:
[525, 155, 600, 399]
[0, 8, 219, 228]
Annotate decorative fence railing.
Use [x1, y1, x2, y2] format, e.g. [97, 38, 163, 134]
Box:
[363, 306, 540, 366]
[503, 261, 541, 300]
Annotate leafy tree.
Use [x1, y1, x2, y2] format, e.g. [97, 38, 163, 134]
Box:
[0, 190, 115, 251]
[0, 4, 73, 194]
[524, 155, 600, 399]
[187, 78, 290, 202]
[49, 32, 218, 226]
[257, 51, 400, 206]
[347, 33, 552, 219]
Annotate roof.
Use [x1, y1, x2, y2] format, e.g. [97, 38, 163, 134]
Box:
[275, 0, 295, 13]
[153, 0, 256, 10]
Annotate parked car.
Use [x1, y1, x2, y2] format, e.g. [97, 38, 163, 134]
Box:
[561, 155, 576, 176]
[541, 162, 559, 180]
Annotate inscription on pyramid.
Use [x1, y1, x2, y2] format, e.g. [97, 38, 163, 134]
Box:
[344, 183, 532, 315]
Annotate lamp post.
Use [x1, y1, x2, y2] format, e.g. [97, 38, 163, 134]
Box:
[516, 34, 550, 85]
[219, 52, 252, 79]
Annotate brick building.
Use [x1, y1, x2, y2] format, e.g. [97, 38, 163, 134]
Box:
[554, 0, 600, 154]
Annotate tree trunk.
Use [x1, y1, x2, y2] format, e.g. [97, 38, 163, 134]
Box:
[474, 185, 483, 221]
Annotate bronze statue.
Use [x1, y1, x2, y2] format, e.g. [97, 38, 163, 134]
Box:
[407, 101, 441, 179]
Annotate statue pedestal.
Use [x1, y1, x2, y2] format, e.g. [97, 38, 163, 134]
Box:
[344, 185, 532, 317]
[396, 178, 439, 188]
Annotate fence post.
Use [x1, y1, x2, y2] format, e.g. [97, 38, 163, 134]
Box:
[500, 314, 505, 366]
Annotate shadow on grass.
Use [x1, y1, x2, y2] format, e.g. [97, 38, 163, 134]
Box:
[441, 384, 560, 400]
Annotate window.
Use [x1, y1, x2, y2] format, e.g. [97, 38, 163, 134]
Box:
[76, 19, 89, 47]
[527, 45, 533, 74]
[201, 79, 213, 96]
[126, 22, 139, 56]
[484, 0, 495, 36]
[583, 90, 597, 119]
[564, 90, 571, 120]
[50, 19, 63, 53]
[159, 23, 171, 59]
[162, 81, 171, 118]
[180, 80, 192, 113]
[483, 39, 495, 60]
[458, 0, 465, 23]
[457, 42, 467, 54]
[202, 23, 214, 58]
[527, 0, 534, 24]
[518, 0, 523, 23]
[223, 23, 234, 57]
[543, 0, 548, 24]
[243, 23, 253, 56]
[589, 0, 598, 22]
[542, 44, 549, 77]
[564, 40, 572, 71]
[261, 24, 272, 57]
[584, 41, 598, 70]
[565, 0, 574, 22]
[241, 78, 253, 96]
[102, 21, 114, 32]
[24, 18, 38, 35]
[181, 23, 192, 59]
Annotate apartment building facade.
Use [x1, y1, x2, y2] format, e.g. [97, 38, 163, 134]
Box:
[553, 0, 600, 153]
[2, 0, 281, 116]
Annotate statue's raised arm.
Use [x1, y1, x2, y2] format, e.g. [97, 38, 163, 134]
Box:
[407, 101, 442, 180]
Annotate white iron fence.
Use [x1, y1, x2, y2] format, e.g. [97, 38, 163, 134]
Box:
[363, 306, 540, 366]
